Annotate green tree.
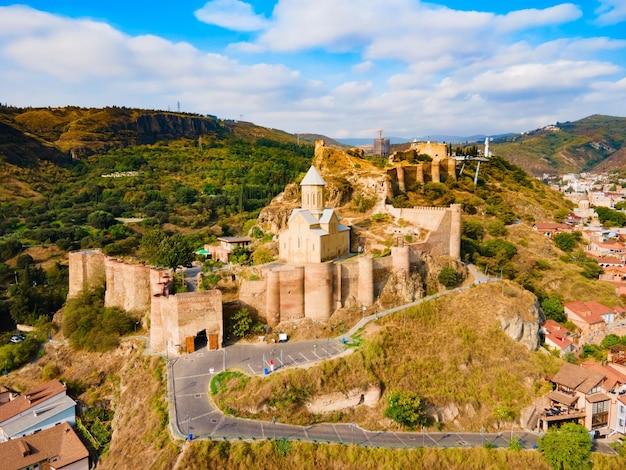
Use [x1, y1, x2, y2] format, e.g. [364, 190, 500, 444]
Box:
[230, 246, 251, 265]
[493, 406, 515, 439]
[486, 219, 507, 237]
[252, 247, 274, 265]
[230, 308, 253, 338]
[553, 233, 578, 252]
[541, 297, 566, 323]
[462, 218, 484, 241]
[538, 423, 592, 470]
[480, 238, 517, 260]
[157, 233, 195, 272]
[438, 265, 459, 289]
[384, 390, 428, 430]
[139, 229, 167, 264]
[87, 210, 118, 229]
[554, 208, 570, 223]
[600, 334, 622, 349]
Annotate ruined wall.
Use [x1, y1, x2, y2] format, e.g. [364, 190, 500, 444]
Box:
[150, 290, 223, 355]
[69, 250, 223, 357]
[104, 258, 151, 313]
[386, 160, 457, 191]
[414, 141, 448, 160]
[68, 250, 105, 298]
[382, 204, 461, 259]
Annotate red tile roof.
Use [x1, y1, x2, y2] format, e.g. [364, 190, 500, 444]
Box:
[581, 362, 626, 391]
[551, 362, 605, 393]
[0, 379, 66, 424]
[564, 301, 613, 325]
[534, 222, 570, 231]
[0, 422, 88, 470]
[543, 320, 573, 350]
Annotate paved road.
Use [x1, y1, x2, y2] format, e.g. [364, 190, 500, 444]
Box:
[169, 344, 541, 448]
[166, 267, 619, 455]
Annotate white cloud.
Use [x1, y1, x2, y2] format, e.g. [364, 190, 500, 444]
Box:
[595, 0, 626, 26]
[0, 3, 625, 138]
[496, 4, 582, 32]
[352, 61, 374, 74]
[194, 0, 269, 31]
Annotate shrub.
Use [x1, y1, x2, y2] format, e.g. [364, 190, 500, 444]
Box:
[42, 364, 61, 380]
[229, 308, 253, 338]
[553, 233, 578, 252]
[541, 297, 565, 323]
[438, 265, 459, 289]
[384, 390, 428, 430]
[486, 220, 507, 237]
[538, 423, 592, 470]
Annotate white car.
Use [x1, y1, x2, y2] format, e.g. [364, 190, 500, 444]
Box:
[10, 334, 25, 343]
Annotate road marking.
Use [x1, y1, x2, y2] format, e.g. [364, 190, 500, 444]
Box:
[174, 372, 214, 380]
[247, 364, 256, 374]
[299, 352, 308, 362]
[312, 350, 322, 359]
[288, 354, 298, 364]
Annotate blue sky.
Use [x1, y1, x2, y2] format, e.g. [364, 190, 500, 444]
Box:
[1, 1, 625, 138]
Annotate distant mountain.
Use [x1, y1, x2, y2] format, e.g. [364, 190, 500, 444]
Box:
[0, 105, 303, 164]
[492, 115, 626, 176]
[336, 134, 513, 147]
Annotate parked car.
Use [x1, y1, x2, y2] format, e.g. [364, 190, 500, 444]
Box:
[10, 333, 25, 343]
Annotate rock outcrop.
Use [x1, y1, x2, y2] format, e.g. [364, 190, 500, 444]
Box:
[497, 299, 545, 351]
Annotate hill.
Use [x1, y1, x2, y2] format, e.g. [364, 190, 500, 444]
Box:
[492, 114, 626, 176]
[2, 105, 626, 467]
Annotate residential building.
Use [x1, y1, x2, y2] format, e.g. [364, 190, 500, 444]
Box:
[564, 301, 616, 345]
[0, 386, 17, 405]
[532, 222, 572, 238]
[0, 380, 76, 442]
[587, 240, 626, 259]
[0, 422, 89, 470]
[542, 320, 576, 356]
[540, 362, 626, 435]
[204, 236, 253, 263]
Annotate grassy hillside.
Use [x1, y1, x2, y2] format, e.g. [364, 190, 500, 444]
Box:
[492, 114, 626, 176]
[212, 283, 561, 432]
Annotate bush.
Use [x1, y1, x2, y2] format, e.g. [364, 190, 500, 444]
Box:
[486, 220, 507, 237]
[42, 364, 61, 380]
[62, 285, 136, 352]
[553, 232, 578, 252]
[87, 210, 118, 229]
[438, 265, 459, 289]
[252, 247, 274, 265]
[229, 308, 253, 338]
[541, 297, 565, 323]
[384, 390, 429, 430]
[538, 423, 592, 470]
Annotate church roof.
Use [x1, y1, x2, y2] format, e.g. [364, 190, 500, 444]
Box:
[301, 166, 326, 186]
[319, 209, 338, 224]
[287, 209, 319, 226]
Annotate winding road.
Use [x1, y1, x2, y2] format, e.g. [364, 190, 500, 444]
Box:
[165, 269, 618, 454]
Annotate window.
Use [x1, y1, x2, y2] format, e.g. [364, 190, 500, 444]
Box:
[588, 385, 602, 395]
[591, 400, 610, 429]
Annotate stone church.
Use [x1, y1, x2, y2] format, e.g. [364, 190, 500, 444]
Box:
[278, 166, 350, 264]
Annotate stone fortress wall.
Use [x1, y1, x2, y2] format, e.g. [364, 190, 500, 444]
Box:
[240, 203, 460, 327]
[68, 139, 460, 351]
[68, 251, 223, 356]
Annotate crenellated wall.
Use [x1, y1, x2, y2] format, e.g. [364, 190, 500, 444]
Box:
[69, 250, 223, 357]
